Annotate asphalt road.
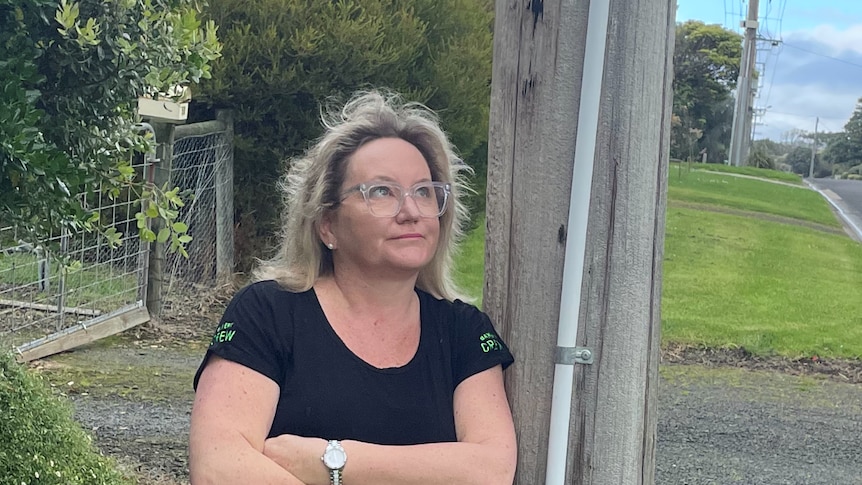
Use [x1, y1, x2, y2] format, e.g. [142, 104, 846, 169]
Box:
[808, 178, 862, 240]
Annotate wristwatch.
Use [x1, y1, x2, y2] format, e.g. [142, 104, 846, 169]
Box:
[321, 440, 347, 485]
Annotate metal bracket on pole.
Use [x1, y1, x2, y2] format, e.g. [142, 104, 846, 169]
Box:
[555, 346, 594, 365]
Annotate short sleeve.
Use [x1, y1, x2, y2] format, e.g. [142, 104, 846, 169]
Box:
[450, 300, 514, 387]
[193, 281, 289, 389]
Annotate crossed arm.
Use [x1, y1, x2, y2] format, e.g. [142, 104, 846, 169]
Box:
[189, 356, 517, 485]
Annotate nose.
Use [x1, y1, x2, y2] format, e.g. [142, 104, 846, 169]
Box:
[396, 193, 422, 221]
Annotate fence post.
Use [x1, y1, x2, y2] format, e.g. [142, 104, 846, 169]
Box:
[215, 110, 235, 285]
[146, 122, 175, 317]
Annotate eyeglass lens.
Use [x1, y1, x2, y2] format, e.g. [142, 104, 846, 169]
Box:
[364, 183, 448, 217]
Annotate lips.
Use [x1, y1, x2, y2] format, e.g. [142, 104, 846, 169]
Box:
[394, 233, 423, 239]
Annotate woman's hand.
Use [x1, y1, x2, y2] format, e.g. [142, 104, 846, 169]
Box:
[264, 434, 329, 485]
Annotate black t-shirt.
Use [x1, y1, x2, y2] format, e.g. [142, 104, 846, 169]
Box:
[193, 280, 514, 445]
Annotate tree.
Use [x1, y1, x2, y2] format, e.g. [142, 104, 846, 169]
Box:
[751, 138, 792, 160]
[0, 0, 220, 250]
[671, 21, 742, 162]
[784, 145, 818, 176]
[822, 98, 862, 175]
[780, 128, 809, 147]
[193, 0, 495, 268]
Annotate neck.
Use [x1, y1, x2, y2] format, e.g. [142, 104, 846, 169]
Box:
[321, 268, 419, 317]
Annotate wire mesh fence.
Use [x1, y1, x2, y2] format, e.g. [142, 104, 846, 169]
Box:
[0, 159, 149, 351]
[1, 113, 233, 358]
[160, 128, 232, 316]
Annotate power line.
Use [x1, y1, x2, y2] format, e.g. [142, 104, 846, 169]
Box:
[765, 110, 850, 127]
[754, 0, 785, 133]
[782, 42, 862, 69]
[757, 0, 787, 115]
[757, 39, 783, 110]
[818, 120, 842, 133]
[767, 109, 836, 118]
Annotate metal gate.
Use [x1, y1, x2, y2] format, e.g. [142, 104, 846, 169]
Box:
[1, 114, 234, 361]
[0, 155, 152, 361]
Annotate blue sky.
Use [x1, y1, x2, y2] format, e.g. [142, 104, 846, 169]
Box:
[676, 0, 862, 141]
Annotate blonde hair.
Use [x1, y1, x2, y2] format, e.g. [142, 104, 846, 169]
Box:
[253, 89, 474, 301]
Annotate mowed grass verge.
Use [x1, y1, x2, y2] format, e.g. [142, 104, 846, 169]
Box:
[455, 168, 862, 360]
[665, 169, 862, 359]
[662, 205, 862, 358]
[670, 161, 804, 184]
[668, 169, 839, 227]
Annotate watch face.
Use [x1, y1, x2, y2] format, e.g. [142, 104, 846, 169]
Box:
[323, 447, 347, 469]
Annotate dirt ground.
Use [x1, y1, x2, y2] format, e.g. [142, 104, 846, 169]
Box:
[27, 290, 862, 485]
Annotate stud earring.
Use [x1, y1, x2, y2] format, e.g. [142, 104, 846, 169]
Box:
[327, 243, 334, 250]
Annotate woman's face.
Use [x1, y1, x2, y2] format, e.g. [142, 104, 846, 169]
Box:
[321, 137, 442, 278]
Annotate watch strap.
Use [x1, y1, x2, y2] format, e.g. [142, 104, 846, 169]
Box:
[324, 440, 346, 485]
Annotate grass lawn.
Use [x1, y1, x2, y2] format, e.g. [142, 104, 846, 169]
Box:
[455, 166, 862, 360]
[662, 206, 862, 359]
[0, 253, 139, 310]
[668, 170, 840, 227]
[454, 218, 486, 306]
[670, 161, 804, 184]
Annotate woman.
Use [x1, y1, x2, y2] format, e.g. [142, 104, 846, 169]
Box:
[189, 90, 516, 484]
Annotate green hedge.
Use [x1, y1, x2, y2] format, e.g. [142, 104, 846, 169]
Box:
[0, 353, 130, 485]
[194, 0, 495, 269]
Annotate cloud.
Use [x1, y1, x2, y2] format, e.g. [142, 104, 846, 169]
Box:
[788, 25, 862, 54]
[758, 83, 850, 139]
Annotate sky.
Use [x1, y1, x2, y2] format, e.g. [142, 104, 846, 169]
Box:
[676, 0, 862, 141]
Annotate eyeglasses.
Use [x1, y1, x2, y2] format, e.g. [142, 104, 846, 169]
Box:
[340, 181, 451, 218]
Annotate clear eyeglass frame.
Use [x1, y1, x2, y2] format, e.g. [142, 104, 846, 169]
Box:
[339, 181, 451, 218]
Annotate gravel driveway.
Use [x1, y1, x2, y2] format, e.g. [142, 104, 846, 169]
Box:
[66, 350, 862, 484]
[657, 364, 862, 485]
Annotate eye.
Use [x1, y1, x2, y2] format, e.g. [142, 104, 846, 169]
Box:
[367, 184, 394, 198]
[414, 184, 433, 198]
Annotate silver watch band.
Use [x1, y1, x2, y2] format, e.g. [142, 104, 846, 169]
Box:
[330, 468, 342, 485]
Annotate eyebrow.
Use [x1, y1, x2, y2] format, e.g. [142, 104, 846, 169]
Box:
[363, 176, 433, 185]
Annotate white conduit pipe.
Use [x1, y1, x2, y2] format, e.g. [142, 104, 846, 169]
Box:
[544, 0, 611, 483]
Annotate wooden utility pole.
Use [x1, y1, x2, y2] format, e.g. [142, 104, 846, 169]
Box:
[485, 0, 674, 483]
[808, 117, 819, 178]
[729, 0, 759, 166]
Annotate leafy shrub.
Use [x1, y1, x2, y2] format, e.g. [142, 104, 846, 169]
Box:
[814, 166, 834, 179]
[0, 352, 130, 485]
[0, 0, 220, 249]
[193, 0, 494, 268]
[748, 147, 775, 169]
[784, 146, 818, 176]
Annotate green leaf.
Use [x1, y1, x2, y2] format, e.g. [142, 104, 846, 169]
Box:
[171, 221, 188, 233]
[140, 228, 156, 242]
[156, 227, 170, 243]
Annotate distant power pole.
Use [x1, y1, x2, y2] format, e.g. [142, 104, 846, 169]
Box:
[809, 117, 819, 178]
[729, 0, 759, 166]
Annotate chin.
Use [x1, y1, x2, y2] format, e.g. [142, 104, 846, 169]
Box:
[388, 253, 434, 272]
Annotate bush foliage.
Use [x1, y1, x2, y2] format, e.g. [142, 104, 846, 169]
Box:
[0, 0, 220, 249]
[0, 352, 130, 484]
[193, 0, 494, 268]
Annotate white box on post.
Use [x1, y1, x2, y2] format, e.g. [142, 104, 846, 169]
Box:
[137, 97, 189, 124]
